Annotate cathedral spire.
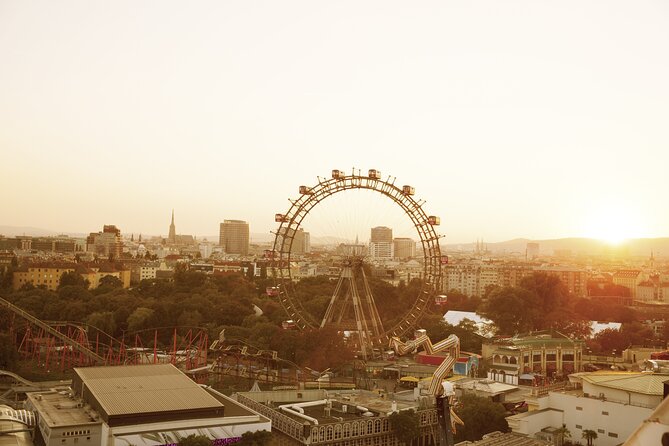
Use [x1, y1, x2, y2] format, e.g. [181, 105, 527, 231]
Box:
[168, 209, 176, 244]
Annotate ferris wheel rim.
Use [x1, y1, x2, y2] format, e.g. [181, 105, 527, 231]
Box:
[271, 169, 442, 344]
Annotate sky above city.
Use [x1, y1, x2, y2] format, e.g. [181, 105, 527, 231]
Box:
[1, 1, 668, 244]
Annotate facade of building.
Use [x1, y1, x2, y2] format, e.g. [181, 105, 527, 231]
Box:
[219, 220, 249, 255]
[526, 242, 540, 259]
[392, 238, 415, 260]
[235, 389, 439, 446]
[612, 269, 646, 299]
[25, 364, 270, 446]
[507, 372, 665, 446]
[291, 228, 311, 255]
[483, 331, 584, 385]
[86, 226, 123, 259]
[443, 263, 587, 298]
[534, 266, 588, 296]
[12, 262, 131, 291]
[369, 226, 393, 260]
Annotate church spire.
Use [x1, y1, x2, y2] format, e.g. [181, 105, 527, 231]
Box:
[168, 209, 176, 244]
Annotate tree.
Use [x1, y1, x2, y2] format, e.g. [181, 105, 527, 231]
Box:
[581, 429, 597, 446]
[590, 328, 628, 354]
[554, 425, 571, 446]
[178, 434, 210, 446]
[126, 307, 155, 332]
[480, 286, 540, 335]
[237, 430, 272, 445]
[389, 409, 420, 445]
[453, 393, 508, 443]
[98, 275, 123, 289]
[86, 311, 117, 335]
[58, 271, 89, 289]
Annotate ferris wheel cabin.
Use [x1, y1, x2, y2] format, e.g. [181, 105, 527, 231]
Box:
[299, 185, 314, 195]
[368, 169, 381, 179]
[266, 286, 280, 297]
[402, 185, 415, 195]
[331, 169, 344, 179]
[427, 216, 441, 225]
[282, 320, 297, 330]
[435, 294, 448, 306]
[275, 213, 289, 223]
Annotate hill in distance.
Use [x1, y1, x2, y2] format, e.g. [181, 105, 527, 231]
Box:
[444, 237, 669, 257]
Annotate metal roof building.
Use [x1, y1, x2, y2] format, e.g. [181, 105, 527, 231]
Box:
[26, 364, 270, 446]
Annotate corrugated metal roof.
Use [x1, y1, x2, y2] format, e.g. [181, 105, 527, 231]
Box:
[581, 372, 668, 395]
[75, 364, 222, 416]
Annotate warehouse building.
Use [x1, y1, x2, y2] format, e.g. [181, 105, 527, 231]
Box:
[25, 364, 270, 446]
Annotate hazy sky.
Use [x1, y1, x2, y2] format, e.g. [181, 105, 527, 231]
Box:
[1, 1, 668, 243]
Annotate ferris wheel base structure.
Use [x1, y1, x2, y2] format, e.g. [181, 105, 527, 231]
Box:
[271, 168, 445, 359]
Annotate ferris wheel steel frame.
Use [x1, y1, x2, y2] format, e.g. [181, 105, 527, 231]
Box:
[272, 168, 443, 346]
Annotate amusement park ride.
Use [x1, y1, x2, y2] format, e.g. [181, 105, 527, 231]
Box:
[0, 168, 463, 445]
[270, 168, 463, 445]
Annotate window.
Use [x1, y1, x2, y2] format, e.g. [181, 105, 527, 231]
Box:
[576, 406, 583, 411]
[575, 425, 582, 429]
[602, 411, 609, 415]
[608, 432, 618, 438]
[598, 429, 605, 434]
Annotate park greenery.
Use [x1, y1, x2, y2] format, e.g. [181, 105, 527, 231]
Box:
[388, 409, 420, 445]
[453, 393, 509, 443]
[0, 265, 663, 372]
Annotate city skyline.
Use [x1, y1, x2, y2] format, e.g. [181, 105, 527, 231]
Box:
[1, 1, 668, 244]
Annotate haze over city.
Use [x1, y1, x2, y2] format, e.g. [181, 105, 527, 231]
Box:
[2, 1, 668, 243]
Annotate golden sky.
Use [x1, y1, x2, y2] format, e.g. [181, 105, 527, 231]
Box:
[1, 1, 668, 243]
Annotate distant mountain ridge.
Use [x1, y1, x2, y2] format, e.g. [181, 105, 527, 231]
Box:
[3, 225, 668, 256]
[444, 237, 669, 257]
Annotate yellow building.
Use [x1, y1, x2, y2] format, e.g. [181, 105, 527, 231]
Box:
[612, 269, 646, 298]
[483, 330, 584, 385]
[12, 262, 131, 291]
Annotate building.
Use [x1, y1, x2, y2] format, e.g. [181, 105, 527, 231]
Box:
[534, 266, 588, 297]
[219, 220, 249, 256]
[25, 364, 270, 446]
[612, 269, 646, 299]
[235, 388, 439, 446]
[168, 209, 176, 244]
[526, 242, 540, 259]
[443, 263, 587, 298]
[12, 262, 131, 291]
[0, 405, 33, 446]
[483, 331, 584, 385]
[86, 226, 123, 259]
[369, 226, 393, 259]
[291, 228, 311, 255]
[507, 371, 666, 446]
[393, 238, 415, 260]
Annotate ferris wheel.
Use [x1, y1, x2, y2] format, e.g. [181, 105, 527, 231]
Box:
[270, 168, 444, 358]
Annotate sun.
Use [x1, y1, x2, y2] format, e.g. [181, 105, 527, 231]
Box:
[581, 204, 646, 245]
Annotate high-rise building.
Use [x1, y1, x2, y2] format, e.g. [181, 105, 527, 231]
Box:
[86, 225, 123, 259]
[168, 209, 176, 244]
[291, 228, 311, 255]
[219, 220, 249, 255]
[526, 242, 540, 259]
[393, 238, 415, 259]
[369, 226, 393, 259]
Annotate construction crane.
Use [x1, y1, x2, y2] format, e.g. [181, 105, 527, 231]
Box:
[389, 332, 463, 446]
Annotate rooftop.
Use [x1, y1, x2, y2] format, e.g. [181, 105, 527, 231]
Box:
[26, 390, 102, 429]
[576, 371, 668, 395]
[74, 364, 223, 417]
